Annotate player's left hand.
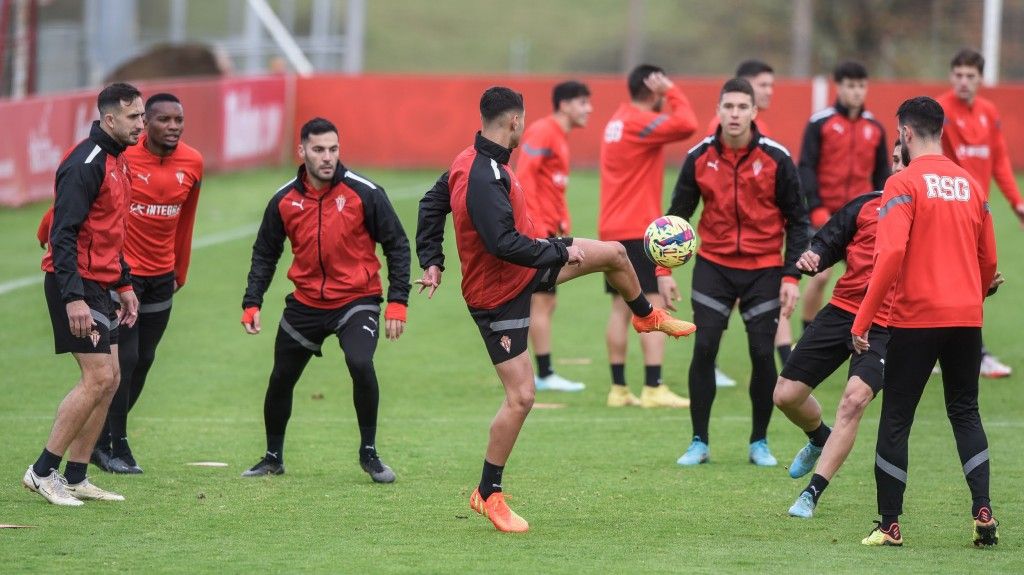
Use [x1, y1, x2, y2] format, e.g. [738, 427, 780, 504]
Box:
[414, 266, 443, 298]
[118, 289, 139, 328]
[384, 302, 407, 341]
[796, 250, 821, 274]
[385, 319, 405, 341]
[1014, 203, 1024, 227]
[174, 280, 181, 293]
[851, 332, 870, 354]
[657, 275, 680, 311]
[779, 281, 800, 318]
[565, 245, 585, 265]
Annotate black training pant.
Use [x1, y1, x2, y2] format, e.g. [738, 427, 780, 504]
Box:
[875, 327, 990, 517]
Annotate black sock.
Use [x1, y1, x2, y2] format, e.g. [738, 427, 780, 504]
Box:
[610, 364, 626, 386]
[805, 422, 832, 448]
[776, 344, 792, 365]
[478, 459, 504, 500]
[973, 498, 992, 520]
[359, 444, 378, 463]
[625, 294, 654, 317]
[802, 319, 812, 332]
[112, 435, 131, 459]
[33, 448, 62, 477]
[803, 473, 829, 504]
[64, 461, 88, 485]
[359, 426, 377, 449]
[266, 434, 285, 462]
[881, 515, 899, 530]
[644, 365, 662, 388]
[536, 354, 553, 378]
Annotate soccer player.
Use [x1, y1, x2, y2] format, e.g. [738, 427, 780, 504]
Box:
[88, 93, 202, 474]
[706, 59, 776, 388]
[798, 61, 888, 331]
[775, 138, 906, 518]
[938, 48, 1021, 379]
[853, 97, 998, 547]
[665, 77, 808, 467]
[24, 83, 143, 505]
[240, 117, 410, 483]
[599, 64, 698, 408]
[515, 80, 592, 392]
[415, 86, 694, 533]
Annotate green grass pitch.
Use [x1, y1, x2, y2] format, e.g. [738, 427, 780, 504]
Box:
[0, 167, 1021, 573]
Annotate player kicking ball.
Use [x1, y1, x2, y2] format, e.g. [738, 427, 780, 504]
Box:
[773, 139, 908, 519]
[416, 86, 695, 533]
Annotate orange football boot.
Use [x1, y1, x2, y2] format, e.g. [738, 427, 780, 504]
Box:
[469, 488, 529, 533]
[632, 308, 696, 338]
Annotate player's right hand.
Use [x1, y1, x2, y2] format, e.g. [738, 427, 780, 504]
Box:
[65, 299, 95, 338]
[657, 276, 680, 311]
[796, 250, 821, 274]
[242, 306, 261, 334]
[851, 332, 870, 354]
[414, 265, 442, 299]
[565, 245, 585, 265]
[644, 72, 674, 96]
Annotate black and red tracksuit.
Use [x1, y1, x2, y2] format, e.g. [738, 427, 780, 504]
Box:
[668, 126, 809, 280]
[798, 102, 889, 220]
[243, 163, 410, 310]
[41, 121, 132, 301]
[427, 132, 568, 310]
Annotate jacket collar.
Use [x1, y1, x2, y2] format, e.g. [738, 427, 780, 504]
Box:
[474, 132, 512, 165]
[713, 122, 762, 155]
[90, 121, 127, 156]
[833, 100, 866, 120]
[294, 161, 347, 196]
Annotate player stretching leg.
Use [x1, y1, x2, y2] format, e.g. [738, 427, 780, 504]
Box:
[416, 87, 694, 532]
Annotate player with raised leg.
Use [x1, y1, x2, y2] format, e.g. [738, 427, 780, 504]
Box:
[415, 87, 694, 532]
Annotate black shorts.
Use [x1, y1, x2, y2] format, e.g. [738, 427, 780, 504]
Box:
[534, 236, 573, 295]
[116, 271, 175, 315]
[276, 294, 382, 357]
[469, 242, 571, 365]
[780, 303, 889, 393]
[690, 255, 781, 334]
[44, 272, 119, 354]
[604, 239, 658, 295]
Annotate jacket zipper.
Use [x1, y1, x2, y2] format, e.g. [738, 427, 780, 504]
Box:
[846, 117, 855, 202]
[317, 194, 327, 300]
[732, 150, 752, 255]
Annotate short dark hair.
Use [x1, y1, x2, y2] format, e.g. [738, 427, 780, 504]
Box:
[896, 96, 944, 140]
[97, 82, 142, 115]
[833, 60, 868, 82]
[552, 80, 590, 112]
[893, 137, 910, 167]
[145, 93, 181, 114]
[627, 64, 664, 100]
[300, 117, 338, 141]
[480, 86, 524, 122]
[735, 59, 773, 79]
[950, 48, 984, 73]
[720, 77, 755, 103]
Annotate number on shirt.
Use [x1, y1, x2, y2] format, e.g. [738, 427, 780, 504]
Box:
[923, 174, 970, 202]
[604, 120, 624, 143]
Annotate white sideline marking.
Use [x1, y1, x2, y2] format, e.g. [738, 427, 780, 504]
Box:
[0, 224, 258, 297]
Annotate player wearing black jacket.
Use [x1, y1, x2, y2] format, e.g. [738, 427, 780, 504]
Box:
[239, 118, 410, 484]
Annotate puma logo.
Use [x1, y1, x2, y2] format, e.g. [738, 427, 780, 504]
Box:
[362, 325, 376, 337]
[707, 160, 719, 171]
[291, 200, 305, 211]
[136, 173, 151, 184]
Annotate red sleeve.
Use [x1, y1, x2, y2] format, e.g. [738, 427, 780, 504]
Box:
[173, 160, 203, 287]
[852, 178, 913, 335]
[37, 206, 54, 246]
[632, 86, 698, 145]
[988, 107, 1023, 207]
[978, 203, 998, 293]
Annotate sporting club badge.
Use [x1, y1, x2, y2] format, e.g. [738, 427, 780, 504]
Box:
[89, 329, 100, 348]
[176, 170, 186, 185]
[335, 196, 346, 212]
[499, 335, 512, 354]
[752, 159, 763, 177]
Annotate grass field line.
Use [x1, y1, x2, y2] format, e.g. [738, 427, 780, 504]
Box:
[2, 412, 1022, 427]
[0, 223, 259, 296]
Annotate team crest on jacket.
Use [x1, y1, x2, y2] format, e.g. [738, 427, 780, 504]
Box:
[752, 159, 763, 177]
[176, 170, 185, 185]
[863, 125, 874, 140]
[499, 335, 512, 353]
[335, 196, 346, 212]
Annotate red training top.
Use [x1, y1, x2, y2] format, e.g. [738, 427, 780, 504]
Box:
[515, 115, 572, 236]
[853, 154, 997, 334]
[598, 86, 698, 241]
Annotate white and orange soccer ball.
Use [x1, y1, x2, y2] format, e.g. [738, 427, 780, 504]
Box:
[643, 215, 698, 268]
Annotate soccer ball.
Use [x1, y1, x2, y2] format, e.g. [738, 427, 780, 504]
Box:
[643, 215, 698, 268]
